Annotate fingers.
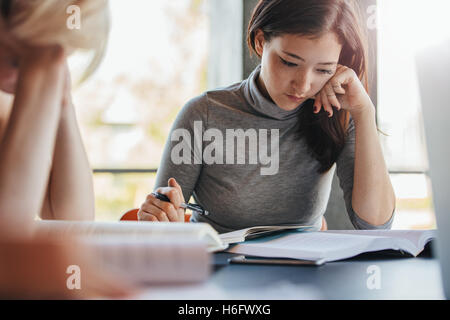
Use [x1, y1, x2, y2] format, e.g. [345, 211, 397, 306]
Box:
[137, 178, 186, 222]
[324, 83, 341, 111]
[167, 178, 185, 207]
[333, 65, 355, 87]
[138, 194, 178, 222]
[137, 209, 159, 222]
[167, 178, 186, 221]
[316, 88, 339, 118]
[138, 206, 168, 222]
[330, 79, 346, 95]
[313, 92, 322, 114]
[320, 89, 334, 118]
[315, 66, 348, 117]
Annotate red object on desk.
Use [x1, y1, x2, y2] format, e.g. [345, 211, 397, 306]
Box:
[120, 209, 139, 221]
[119, 209, 191, 223]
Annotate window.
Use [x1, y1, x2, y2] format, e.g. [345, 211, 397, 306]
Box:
[377, 0, 450, 229]
[70, 0, 209, 221]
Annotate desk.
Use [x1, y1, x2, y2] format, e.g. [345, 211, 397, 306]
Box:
[209, 252, 445, 300]
[139, 251, 445, 300]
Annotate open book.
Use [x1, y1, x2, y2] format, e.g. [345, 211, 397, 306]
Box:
[226, 229, 436, 263]
[220, 224, 313, 244]
[34, 220, 227, 284]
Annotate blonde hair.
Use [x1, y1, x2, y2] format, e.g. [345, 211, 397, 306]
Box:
[1, 0, 110, 81]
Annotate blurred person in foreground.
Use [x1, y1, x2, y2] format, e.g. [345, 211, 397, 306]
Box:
[0, 0, 134, 298]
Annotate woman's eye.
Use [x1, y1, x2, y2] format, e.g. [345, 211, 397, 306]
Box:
[280, 57, 297, 67]
[318, 69, 334, 75]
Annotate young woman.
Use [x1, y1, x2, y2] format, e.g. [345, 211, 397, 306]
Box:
[138, 0, 396, 233]
[0, 0, 133, 298]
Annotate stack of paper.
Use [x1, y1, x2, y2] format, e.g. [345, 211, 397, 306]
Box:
[226, 229, 436, 262]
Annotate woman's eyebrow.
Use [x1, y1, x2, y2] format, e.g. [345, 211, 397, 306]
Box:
[282, 50, 337, 65]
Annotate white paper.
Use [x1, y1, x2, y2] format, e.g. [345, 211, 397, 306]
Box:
[227, 230, 436, 262]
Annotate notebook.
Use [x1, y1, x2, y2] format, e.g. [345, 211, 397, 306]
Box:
[219, 224, 313, 244]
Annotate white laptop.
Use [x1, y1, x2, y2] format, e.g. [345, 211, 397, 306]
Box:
[416, 37, 450, 299]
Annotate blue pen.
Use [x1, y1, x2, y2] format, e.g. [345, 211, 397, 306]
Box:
[151, 192, 210, 216]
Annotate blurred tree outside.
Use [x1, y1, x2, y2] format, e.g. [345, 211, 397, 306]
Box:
[69, 0, 209, 221]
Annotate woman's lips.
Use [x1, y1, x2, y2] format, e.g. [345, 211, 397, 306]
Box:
[286, 94, 305, 103]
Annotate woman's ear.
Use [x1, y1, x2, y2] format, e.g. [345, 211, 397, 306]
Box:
[254, 29, 265, 57]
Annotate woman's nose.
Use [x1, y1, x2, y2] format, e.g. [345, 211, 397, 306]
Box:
[292, 72, 311, 97]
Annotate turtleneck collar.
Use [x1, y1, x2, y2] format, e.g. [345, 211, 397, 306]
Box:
[242, 65, 306, 121]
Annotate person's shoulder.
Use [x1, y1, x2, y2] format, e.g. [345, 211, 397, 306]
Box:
[176, 90, 214, 123]
[181, 80, 246, 116]
[182, 92, 208, 111]
[173, 93, 208, 124]
[204, 81, 245, 106]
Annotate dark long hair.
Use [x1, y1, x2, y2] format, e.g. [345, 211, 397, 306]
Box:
[247, 0, 369, 173]
[0, 0, 12, 18]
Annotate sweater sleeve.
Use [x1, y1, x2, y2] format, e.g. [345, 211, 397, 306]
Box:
[153, 94, 208, 202]
[335, 117, 395, 230]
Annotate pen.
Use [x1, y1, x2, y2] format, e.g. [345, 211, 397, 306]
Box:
[151, 192, 210, 216]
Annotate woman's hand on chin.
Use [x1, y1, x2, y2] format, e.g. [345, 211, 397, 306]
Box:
[313, 64, 374, 118]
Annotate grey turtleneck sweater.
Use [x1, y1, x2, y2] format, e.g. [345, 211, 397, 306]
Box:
[154, 66, 394, 233]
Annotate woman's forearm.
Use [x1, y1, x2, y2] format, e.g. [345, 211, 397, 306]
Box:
[351, 104, 396, 226]
[0, 48, 66, 221]
[44, 102, 95, 220]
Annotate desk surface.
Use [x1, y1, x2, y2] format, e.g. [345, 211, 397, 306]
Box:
[139, 251, 445, 300]
[207, 252, 446, 300]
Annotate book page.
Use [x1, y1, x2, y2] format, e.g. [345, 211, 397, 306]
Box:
[324, 230, 436, 250]
[227, 230, 436, 262]
[228, 231, 379, 262]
